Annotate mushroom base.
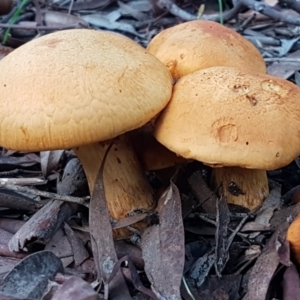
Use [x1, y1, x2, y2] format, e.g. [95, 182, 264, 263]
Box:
[212, 167, 269, 210]
[75, 135, 154, 238]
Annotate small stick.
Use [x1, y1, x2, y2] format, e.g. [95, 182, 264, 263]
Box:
[0, 178, 45, 185]
[0, 182, 89, 206]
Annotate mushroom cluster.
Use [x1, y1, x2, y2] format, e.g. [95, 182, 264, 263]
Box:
[147, 20, 300, 210]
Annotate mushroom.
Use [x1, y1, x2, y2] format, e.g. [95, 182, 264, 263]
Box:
[0, 29, 173, 237]
[147, 20, 266, 79]
[287, 213, 300, 265]
[154, 66, 300, 209]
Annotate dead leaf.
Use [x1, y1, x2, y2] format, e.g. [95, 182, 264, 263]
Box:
[52, 276, 99, 300]
[118, 1, 148, 21]
[0, 154, 39, 171]
[8, 200, 78, 252]
[81, 13, 144, 38]
[51, 0, 114, 11]
[44, 11, 89, 27]
[89, 142, 131, 299]
[0, 218, 25, 234]
[112, 212, 148, 229]
[115, 240, 144, 270]
[0, 256, 20, 281]
[0, 189, 39, 212]
[188, 250, 215, 287]
[186, 273, 242, 300]
[40, 150, 64, 178]
[282, 264, 300, 300]
[45, 228, 74, 268]
[142, 181, 185, 300]
[188, 171, 216, 214]
[215, 195, 230, 276]
[268, 50, 300, 79]
[244, 202, 300, 299]
[0, 251, 64, 300]
[241, 222, 272, 232]
[249, 185, 281, 239]
[57, 158, 88, 197]
[64, 223, 89, 266]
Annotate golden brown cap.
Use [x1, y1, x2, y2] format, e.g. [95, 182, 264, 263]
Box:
[154, 66, 300, 170]
[0, 29, 172, 151]
[147, 20, 266, 78]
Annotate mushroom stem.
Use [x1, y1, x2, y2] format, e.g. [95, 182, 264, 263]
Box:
[212, 167, 269, 210]
[74, 135, 154, 238]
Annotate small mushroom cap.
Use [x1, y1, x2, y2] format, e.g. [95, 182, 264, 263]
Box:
[154, 66, 300, 170]
[147, 20, 266, 78]
[0, 29, 172, 151]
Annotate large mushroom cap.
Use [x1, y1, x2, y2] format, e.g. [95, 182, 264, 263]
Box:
[0, 29, 172, 151]
[154, 66, 300, 170]
[147, 20, 266, 78]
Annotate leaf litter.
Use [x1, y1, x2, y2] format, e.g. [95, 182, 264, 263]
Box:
[2, 0, 300, 299]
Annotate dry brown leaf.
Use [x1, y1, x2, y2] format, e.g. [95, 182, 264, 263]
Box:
[44, 11, 89, 27]
[142, 181, 184, 300]
[52, 276, 99, 300]
[40, 150, 64, 178]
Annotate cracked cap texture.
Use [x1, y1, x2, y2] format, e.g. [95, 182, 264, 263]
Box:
[154, 66, 300, 170]
[147, 20, 266, 78]
[0, 29, 173, 151]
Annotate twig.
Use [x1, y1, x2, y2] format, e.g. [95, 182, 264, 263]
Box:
[198, 214, 248, 240]
[0, 178, 45, 185]
[239, 0, 300, 25]
[0, 23, 87, 30]
[0, 182, 90, 206]
[0, 169, 41, 176]
[238, 12, 257, 33]
[155, 0, 245, 22]
[226, 214, 249, 252]
[155, 0, 300, 26]
[155, 0, 196, 21]
[264, 57, 300, 62]
[278, 0, 300, 14]
[32, 0, 43, 26]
